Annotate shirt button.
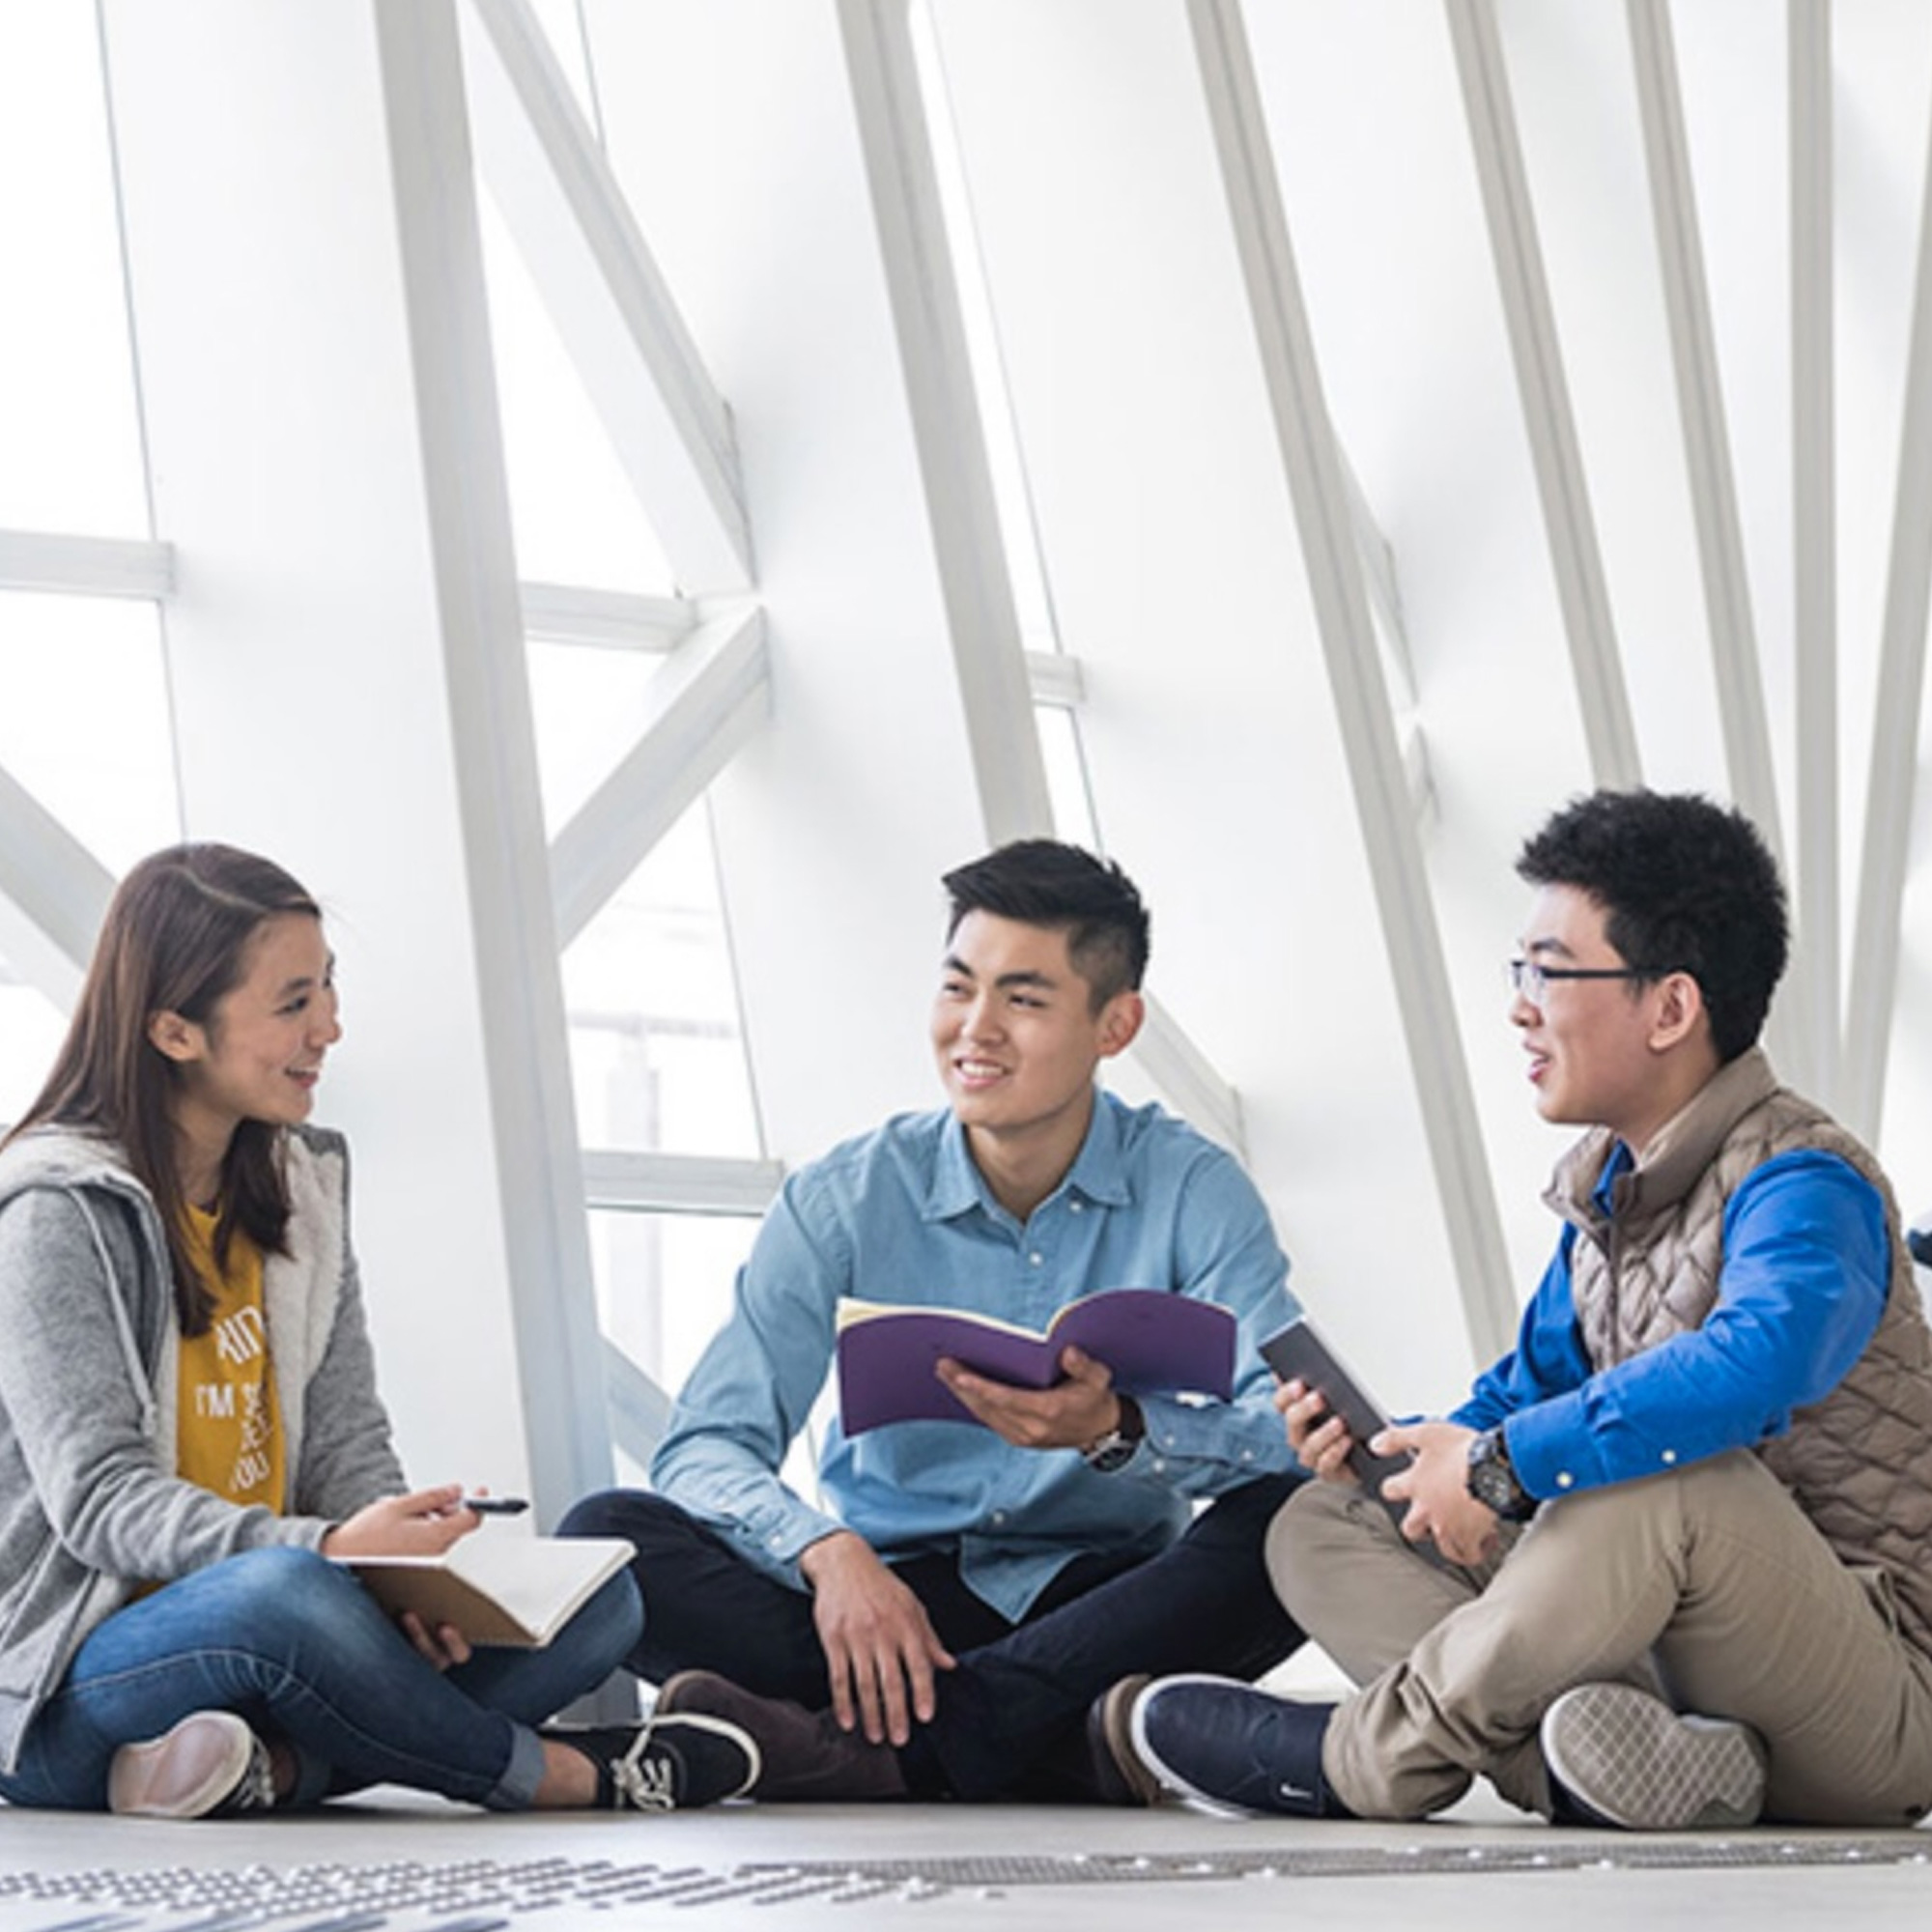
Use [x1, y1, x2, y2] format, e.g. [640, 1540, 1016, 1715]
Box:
[990, 1511, 1007, 1526]
[1029, 1252, 1044, 1266]
[1152, 1459, 1167, 1474]
[768, 1532, 783, 1547]
[1662, 1449, 1678, 1465]
[1069, 1200, 1084, 1214]
[1555, 1471, 1575, 1490]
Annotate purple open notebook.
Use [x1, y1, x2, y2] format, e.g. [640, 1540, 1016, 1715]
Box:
[835, 1287, 1237, 1435]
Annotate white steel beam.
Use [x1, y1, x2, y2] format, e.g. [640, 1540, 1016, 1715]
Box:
[1845, 86, 1932, 1137]
[374, 0, 614, 1517]
[1191, 0, 1517, 1362]
[1446, 0, 1640, 790]
[1025, 649, 1085, 709]
[1627, 0, 1783, 847]
[844, 0, 1260, 1158]
[837, 0, 1055, 846]
[1790, 0, 1839, 1107]
[549, 606, 771, 949]
[603, 1338, 673, 1466]
[460, 0, 753, 592]
[520, 580, 698, 652]
[1131, 994, 1247, 1162]
[581, 1147, 784, 1217]
[0, 766, 113, 1008]
[0, 530, 174, 600]
[1342, 450, 1415, 708]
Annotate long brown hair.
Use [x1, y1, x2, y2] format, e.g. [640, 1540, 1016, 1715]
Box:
[5, 844, 323, 1336]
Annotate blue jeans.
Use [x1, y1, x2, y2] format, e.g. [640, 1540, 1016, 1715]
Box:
[0, 1546, 642, 1812]
[559, 1475, 1303, 1801]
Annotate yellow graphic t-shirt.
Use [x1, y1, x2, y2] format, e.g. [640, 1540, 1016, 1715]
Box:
[175, 1207, 285, 1510]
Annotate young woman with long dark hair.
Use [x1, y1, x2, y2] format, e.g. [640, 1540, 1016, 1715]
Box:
[0, 844, 754, 1818]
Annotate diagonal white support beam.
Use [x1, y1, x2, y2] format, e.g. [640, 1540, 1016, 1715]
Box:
[1025, 648, 1085, 709]
[1191, 0, 1517, 1362]
[1131, 994, 1247, 1161]
[550, 606, 771, 949]
[1790, 0, 1839, 1108]
[1627, 0, 1782, 847]
[374, 0, 614, 1520]
[837, 0, 1055, 847]
[1338, 453, 1438, 824]
[520, 580, 698, 652]
[1446, 0, 1640, 790]
[460, 0, 753, 591]
[603, 1337, 673, 1464]
[1844, 84, 1932, 1138]
[581, 1148, 784, 1217]
[1342, 451, 1414, 705]
[0, 530, 175, 600]
[844, 0, 1256, 1153]
[0, 767, 114, 1008]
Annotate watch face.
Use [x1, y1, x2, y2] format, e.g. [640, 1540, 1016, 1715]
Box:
[1470, 1456, 1511, 1510]
[1467, 1433, 1530, 1519]
[1085, 1436, 1135, 1474]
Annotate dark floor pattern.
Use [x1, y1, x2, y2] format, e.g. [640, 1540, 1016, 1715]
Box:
[3, 1835, 1930, 1925]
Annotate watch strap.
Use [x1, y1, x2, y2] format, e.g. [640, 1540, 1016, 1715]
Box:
[1082, 1394, 1145, 1473]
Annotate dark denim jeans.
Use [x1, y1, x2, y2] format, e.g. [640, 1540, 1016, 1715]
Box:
[558, 1474, 1303, 1801]
[0, 1545, 641, 1811]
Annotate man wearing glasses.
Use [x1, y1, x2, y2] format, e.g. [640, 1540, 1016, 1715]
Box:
[1120, 789, 1932, 1833]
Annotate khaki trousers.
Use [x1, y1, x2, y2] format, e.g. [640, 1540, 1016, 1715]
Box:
[1266, 1452, 1932, 1825]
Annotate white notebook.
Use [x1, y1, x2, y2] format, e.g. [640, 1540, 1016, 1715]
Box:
[337, 1533, 635, 1648]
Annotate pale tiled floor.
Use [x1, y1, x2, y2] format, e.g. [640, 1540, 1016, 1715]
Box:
[2, 1785, 1929, 1930]
[4, 1656, 1929, 1929]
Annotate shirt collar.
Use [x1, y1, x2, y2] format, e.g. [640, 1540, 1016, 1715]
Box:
[924, 1089, 1134, 1223]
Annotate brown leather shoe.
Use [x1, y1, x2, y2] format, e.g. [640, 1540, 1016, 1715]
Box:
[1087, 1674, 1160, 1805]
[654, 1671, 909, 1802]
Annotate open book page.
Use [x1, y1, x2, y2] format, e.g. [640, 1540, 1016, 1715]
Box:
[836, 1287, 1236, 1434]
[336, 1533, 635, 1648]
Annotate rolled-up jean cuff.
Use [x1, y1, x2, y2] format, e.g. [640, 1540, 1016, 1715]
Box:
[489, 1721, 548, 1810]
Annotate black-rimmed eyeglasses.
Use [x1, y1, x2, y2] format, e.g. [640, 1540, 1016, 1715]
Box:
[1507, 957, 1661, 1004]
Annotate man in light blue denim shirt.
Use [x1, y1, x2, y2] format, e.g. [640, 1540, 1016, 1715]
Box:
[561, 840, 1305, 1802]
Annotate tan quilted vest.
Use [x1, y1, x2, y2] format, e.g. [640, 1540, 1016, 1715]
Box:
[1548, 1046, 1932, 1656]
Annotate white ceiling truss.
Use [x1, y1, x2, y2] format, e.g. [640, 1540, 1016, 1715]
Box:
[1846, 50, 1932, 1142]
[1190, 0, 1518, 1358]
[1443, 0, 1640, 792]
[460, 0, 753, 592]
[548, 604, 772, 950]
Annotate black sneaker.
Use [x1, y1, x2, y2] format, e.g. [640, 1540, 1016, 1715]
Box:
[1129, 1673, 1344, 1818]
[107, 1711, 275, 1819]
[1541, 1683, 1767, 1831]
[545, 1713, 761, 1811]
[654, 1671, 909, 1802]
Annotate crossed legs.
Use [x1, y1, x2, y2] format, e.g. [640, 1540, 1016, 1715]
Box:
[1272, 1454, 1932, 1825]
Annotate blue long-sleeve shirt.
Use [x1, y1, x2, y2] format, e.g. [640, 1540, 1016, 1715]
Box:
[1453, 1147, 1890, 1500]
[651, 1092, 1300, 1620]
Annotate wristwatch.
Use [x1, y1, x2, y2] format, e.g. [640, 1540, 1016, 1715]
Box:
[1465, 1426, 1538, 1522]
[1081, 1394, 1146, 1474]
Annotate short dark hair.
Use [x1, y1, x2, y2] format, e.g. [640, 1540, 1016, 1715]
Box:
[1516, 789, 1788, 1063]
[941, 839, 1150, 1009]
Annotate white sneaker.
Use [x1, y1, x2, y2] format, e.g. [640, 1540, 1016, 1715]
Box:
[107, 1711, 275, 1819]
[1542, 1683, 1767, 1831]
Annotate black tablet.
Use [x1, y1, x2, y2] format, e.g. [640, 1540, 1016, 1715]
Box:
[1260, 1314, 1412, 1497]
